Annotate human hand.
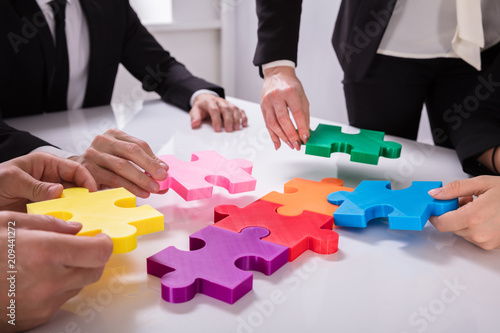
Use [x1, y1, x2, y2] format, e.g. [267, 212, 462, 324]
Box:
[261, 66, 310, 151]
[0, 211, 113, 332]
[429, 176, 500, 250]
[0, 152, 97, 212]
[190, 93, 248, 132]
[70, 129, 169, 198]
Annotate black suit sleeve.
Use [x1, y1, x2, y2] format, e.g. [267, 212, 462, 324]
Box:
[0, 119, 53, 162]
[253, 0, 303, 76]
[119, 3, 224, 111]
[450, 52, 500, 176]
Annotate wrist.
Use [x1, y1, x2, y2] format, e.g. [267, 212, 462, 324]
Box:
[191, 89, 219, 107]
[492, 146, 500, 175]
[263, 66, 296, 79]
[477, 146, 500, 175]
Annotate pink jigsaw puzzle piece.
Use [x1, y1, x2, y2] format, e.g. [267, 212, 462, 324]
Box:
[147, 226, 289, 304]
[157, 150, 256, 201]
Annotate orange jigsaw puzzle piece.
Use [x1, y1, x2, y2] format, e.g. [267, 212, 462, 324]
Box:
[260, 178, 354, 217]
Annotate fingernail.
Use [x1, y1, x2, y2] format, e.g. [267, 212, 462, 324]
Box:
[150, 182, 160, 193]
[293, 141, 301, 150]
[428, 188, 442, 196]
[274, 142, 280, 150]
[302, 134, 309, 144]
[67, 221, 82, 228]
[47, 184, 61, 199]
[286, 141, 293, 149]
[156, 167, 168, 179]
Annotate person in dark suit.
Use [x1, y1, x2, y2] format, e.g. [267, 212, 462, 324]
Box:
[0, 152, 113, 332]
[253, 0, 500, 250]
[0, 0, 248, 198]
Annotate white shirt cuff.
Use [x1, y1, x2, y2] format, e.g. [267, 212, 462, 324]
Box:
[30, 146, 77, 159]
[262, 60, 296, 71]
[190, 89, 219, 107]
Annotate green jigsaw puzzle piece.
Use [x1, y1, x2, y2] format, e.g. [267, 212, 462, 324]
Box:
[305, 124, 402, 165]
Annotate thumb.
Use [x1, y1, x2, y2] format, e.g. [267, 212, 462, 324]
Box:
[16, 212, 82, 235]
[189, 106, 203, 129]
[428, 178, 489, 200]
[19, 172, 64, 202]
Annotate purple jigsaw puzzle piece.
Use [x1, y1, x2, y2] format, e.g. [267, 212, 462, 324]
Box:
[327, 181, 459, 231]
[147, 226, 289, 304]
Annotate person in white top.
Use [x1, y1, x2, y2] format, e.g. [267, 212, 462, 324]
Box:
[254, 0, 500, 250]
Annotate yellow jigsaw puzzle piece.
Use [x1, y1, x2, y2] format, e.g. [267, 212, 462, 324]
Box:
[27, 188, 164, 254]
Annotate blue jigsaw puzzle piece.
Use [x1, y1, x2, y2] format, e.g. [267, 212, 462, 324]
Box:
[327, 181, 459, 231]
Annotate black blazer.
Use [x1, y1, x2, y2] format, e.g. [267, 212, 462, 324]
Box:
[253, 0, 396, 81]
[0, 0, 224, 162]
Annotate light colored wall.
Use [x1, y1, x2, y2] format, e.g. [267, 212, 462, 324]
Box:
[111, 0, 222, 105]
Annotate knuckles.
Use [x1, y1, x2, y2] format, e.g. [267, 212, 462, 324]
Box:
[208, 104, 219, 114]
[276, 112, 290, 123]
[444, 180, 462, 195]
[113, 160, 129, 174]
[104, 128, 122, 137]
[90, 134, 110, 148]
[124, 142, 141, 155]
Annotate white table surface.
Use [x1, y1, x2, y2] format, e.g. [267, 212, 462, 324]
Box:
[6, 98, 500, 333]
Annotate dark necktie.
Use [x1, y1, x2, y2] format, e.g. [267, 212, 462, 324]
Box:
[47, 0, 69, 111]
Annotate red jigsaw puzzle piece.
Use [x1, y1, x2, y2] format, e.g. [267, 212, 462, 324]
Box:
[214, 200, 338, 261]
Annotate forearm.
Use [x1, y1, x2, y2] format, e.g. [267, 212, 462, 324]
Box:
[0, 121, 55, 162]
[120, 3, 223, 111]
[450, 52, 500, 175]
[157, 66, 224, 111]
[253, 0, 303, 76]
[477, 146, 500, 175]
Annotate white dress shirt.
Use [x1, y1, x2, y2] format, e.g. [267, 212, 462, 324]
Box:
[36, 0, 89, 110]
[377, 0, 500, 70]
[264, 0, 500, 72]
